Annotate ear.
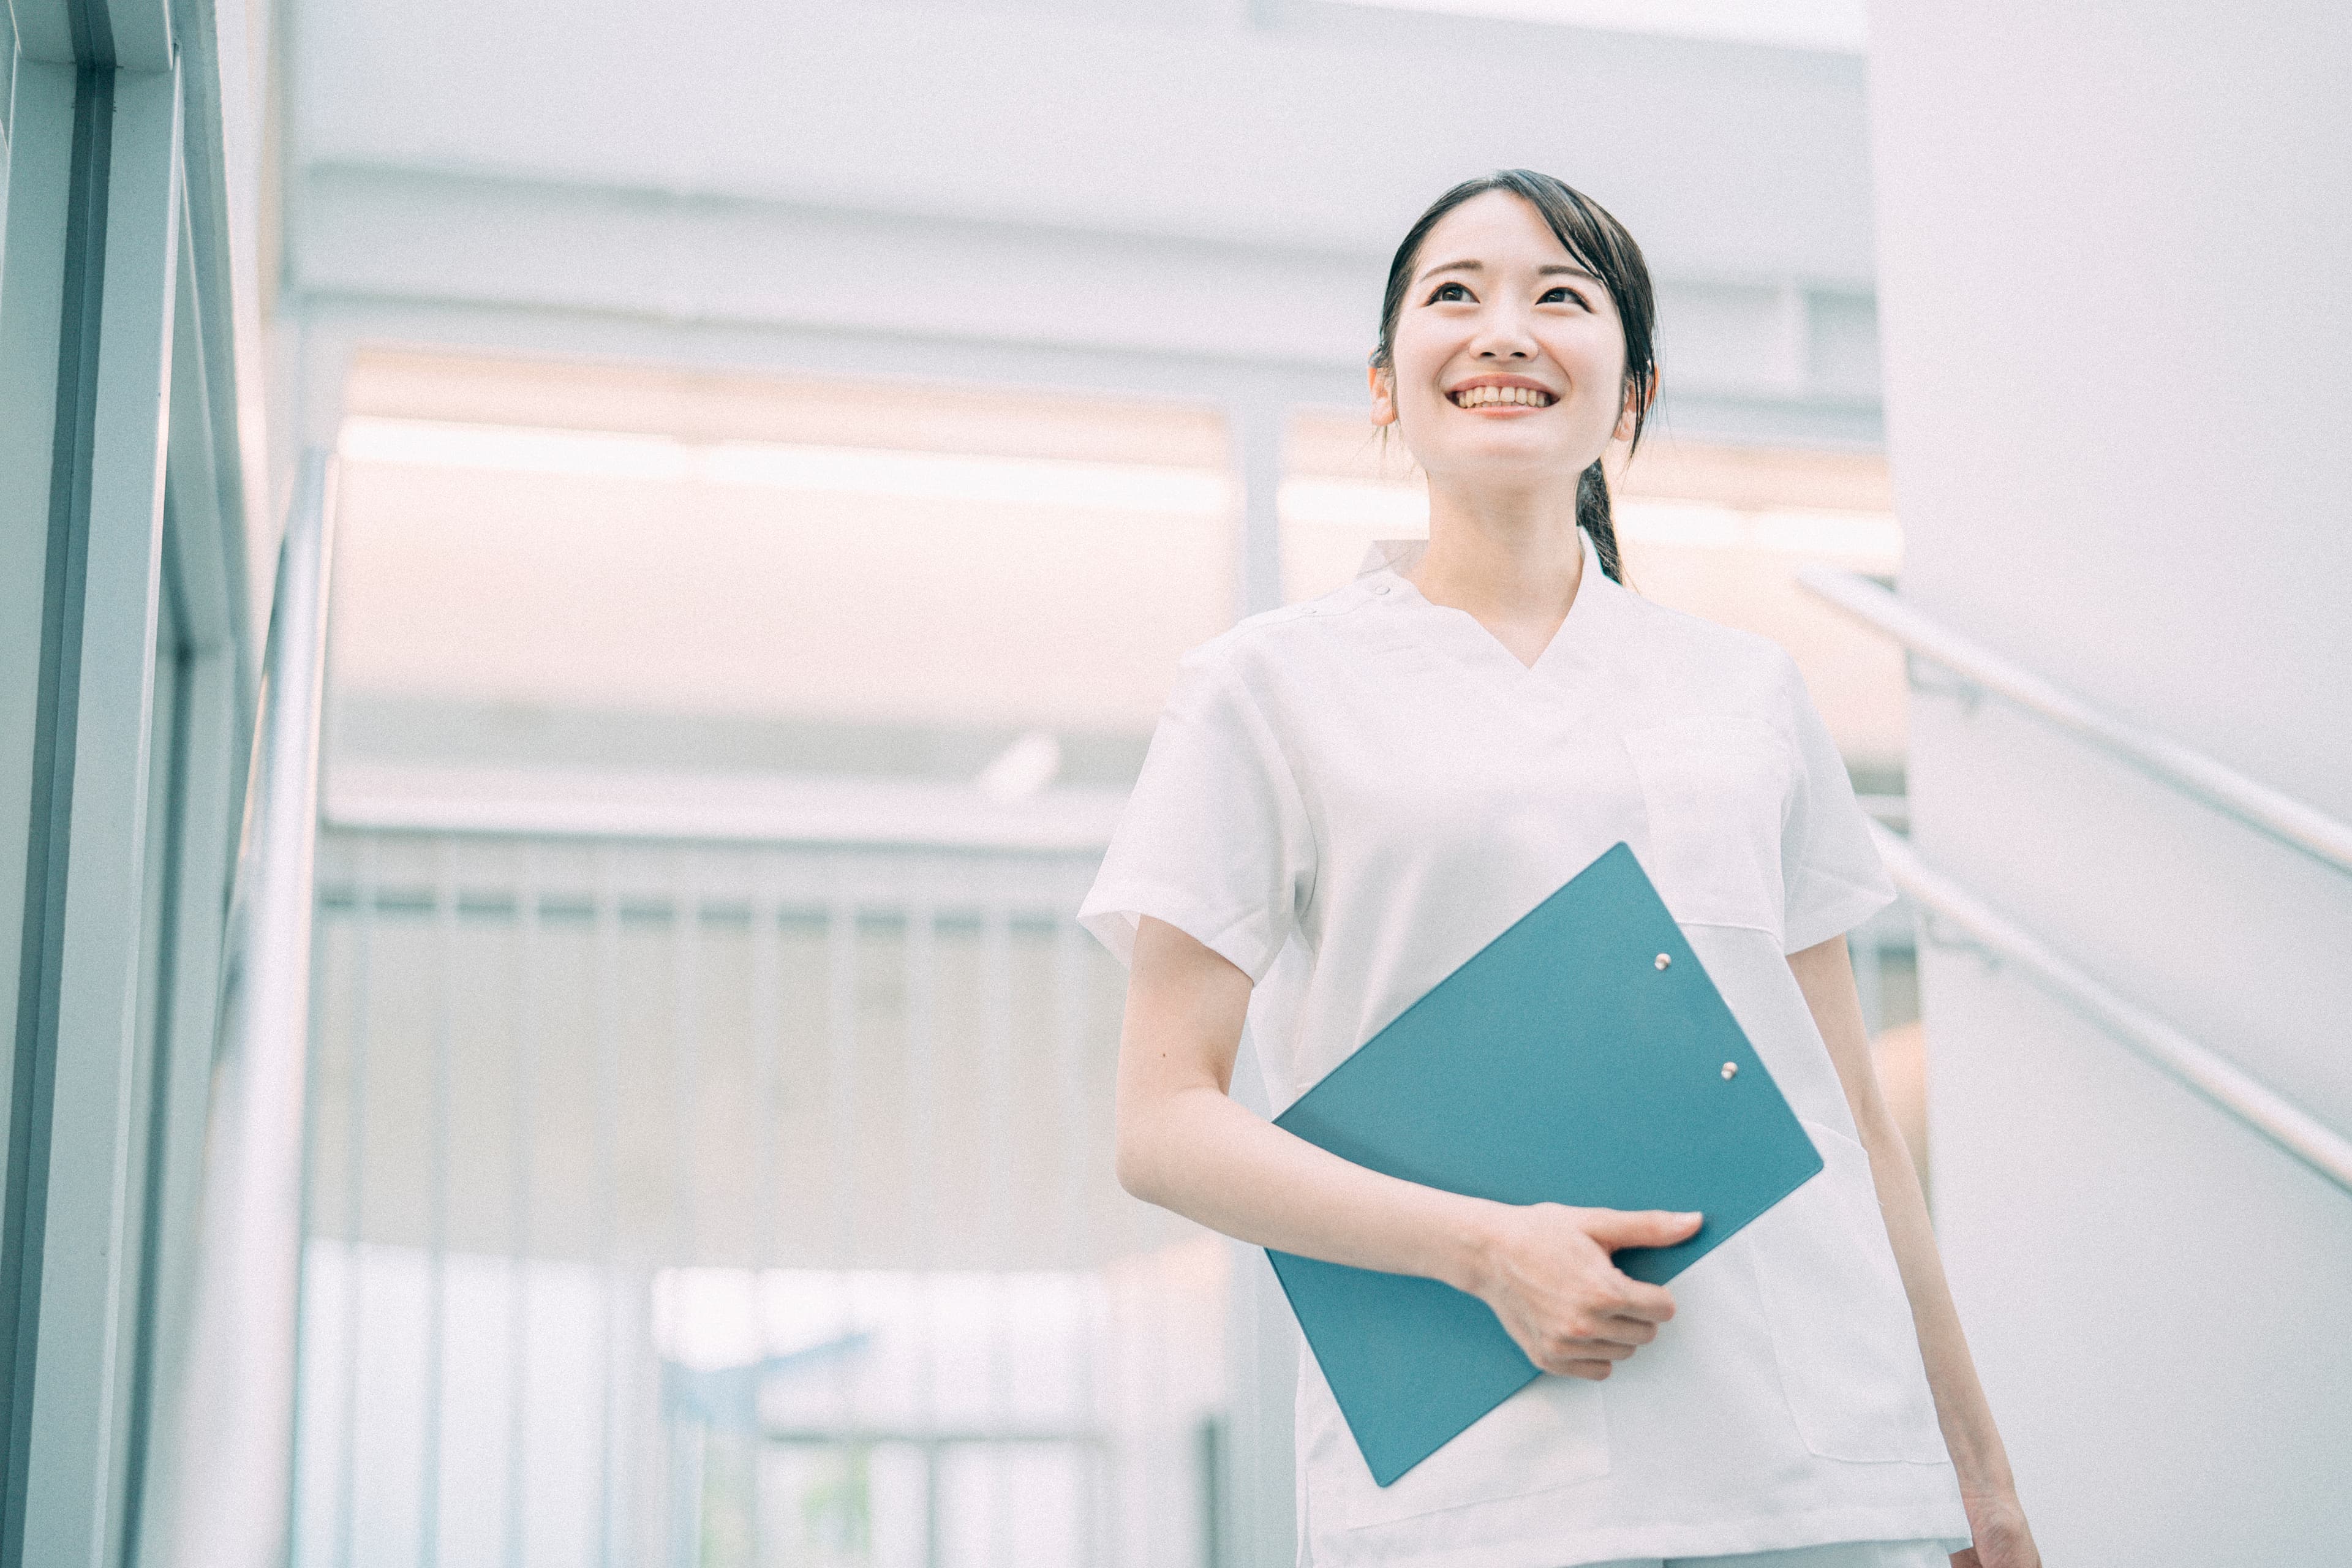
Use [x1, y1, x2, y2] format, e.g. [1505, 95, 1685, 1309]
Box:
[1367, 361, 1397, 427]
[1613, 364, 1659, 444]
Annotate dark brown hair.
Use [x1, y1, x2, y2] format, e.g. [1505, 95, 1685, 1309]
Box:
[1371, 170, 1657, 584]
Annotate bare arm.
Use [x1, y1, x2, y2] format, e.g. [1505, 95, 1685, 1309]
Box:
[1115, 914, 1700, 1379]
[1787, 935, 2040, 1568]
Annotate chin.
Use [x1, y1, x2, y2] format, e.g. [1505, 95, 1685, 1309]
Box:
[1431, 434, 1589, 473]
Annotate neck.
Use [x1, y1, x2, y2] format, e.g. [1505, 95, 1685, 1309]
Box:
[1406, 472, 1588, 620]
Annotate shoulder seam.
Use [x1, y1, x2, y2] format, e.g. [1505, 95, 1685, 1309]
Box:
[1222, 591, 1378, 643]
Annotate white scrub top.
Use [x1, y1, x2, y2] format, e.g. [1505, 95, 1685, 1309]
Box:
[1077, 526, 1971, 1568]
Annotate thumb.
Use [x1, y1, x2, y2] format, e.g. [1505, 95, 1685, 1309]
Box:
[1582, 1208, 1703, 1251]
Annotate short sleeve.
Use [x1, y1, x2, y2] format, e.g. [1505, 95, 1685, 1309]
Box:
[1077, 650, 1316, 985]
[1775, 652, 1898, 954]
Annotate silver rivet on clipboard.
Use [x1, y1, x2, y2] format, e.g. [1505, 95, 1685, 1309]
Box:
[1721, 1061, 1739, 1080]
[1654, 953, 1671, 971]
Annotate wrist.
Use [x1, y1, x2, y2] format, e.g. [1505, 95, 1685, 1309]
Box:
[1949, 1441, 2018, 1506]
[1435, 1196, 1512, 1298]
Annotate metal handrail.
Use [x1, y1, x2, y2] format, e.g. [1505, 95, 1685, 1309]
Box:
[1872, 821, 2352, 1197]
[1799, 568, 2352, 878]
[320, 784, 1125, 854]
[160, 451, 340, 1568]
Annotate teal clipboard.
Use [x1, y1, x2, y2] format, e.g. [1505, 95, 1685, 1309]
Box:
[1268, 841, 1823, 1487]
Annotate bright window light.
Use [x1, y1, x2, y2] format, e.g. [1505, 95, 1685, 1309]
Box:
[1324, 0, 1868, 53]
[1621, 501, 1902, 559]
[1280, 476, 1430, 532]
[1278, 478, 1899, 561]
[339, 416, 1232, 518]
[652, 1266, 1108, 1374]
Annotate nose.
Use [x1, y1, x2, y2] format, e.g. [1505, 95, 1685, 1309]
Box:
[1469, 304, 1538, 360]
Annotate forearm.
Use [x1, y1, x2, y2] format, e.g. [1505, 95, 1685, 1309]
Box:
[1789, 936, 2020, 1505]
[1118, 1080, 1504, 1294]
[1856, 1093, 2018, 1501]
[1114, 914, 1509, 1293]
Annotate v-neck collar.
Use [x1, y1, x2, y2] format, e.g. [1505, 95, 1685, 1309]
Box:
[1354, 524, 1616, 685]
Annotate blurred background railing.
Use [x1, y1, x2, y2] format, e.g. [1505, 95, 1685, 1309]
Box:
[292, 824, 1226, 1568]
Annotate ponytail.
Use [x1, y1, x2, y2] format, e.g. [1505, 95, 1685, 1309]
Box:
[1576, 459, 1627, 585]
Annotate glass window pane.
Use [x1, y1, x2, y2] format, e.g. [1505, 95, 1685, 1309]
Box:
[330, 353, 1237, 792]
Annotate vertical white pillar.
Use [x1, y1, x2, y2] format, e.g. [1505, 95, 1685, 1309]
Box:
[1227, 396, 1286, 622]
[1223, 384, 1297, 1565]
[10, 59, 183, 1568]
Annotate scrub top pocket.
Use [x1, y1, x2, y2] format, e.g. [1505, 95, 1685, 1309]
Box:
[1621, 717, 1795, 938]
[1328, 1370, 1612, 1529]
[1749, 1120, 1950, 1465]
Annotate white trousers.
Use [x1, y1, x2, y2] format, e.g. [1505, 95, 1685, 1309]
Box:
[1589, 1539, 1953, 1568]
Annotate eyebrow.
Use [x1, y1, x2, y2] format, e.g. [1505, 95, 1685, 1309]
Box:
[1415, 258, 1599, 285]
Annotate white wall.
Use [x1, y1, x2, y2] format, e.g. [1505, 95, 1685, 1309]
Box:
[1867, 4, 2352, 1561]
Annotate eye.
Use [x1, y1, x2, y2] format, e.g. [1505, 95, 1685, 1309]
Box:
[1541, 285, 1592, 309]
[1425, 280, 1472, 304]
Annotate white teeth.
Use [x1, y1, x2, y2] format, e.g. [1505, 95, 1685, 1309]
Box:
[1452, 386, 1550, 407]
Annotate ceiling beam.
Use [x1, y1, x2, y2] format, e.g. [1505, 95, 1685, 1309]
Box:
[292, 162, 1882, 447]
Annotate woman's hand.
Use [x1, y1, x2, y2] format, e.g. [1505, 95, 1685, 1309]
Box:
[1115, 918, 1702, 1384]
[1950, 1490, 2040, 1568]
[1463, 1204, 1702, 1379]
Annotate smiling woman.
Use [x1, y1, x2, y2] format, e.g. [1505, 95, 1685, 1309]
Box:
[1083, 171, 2040, 1568]
[1369, 170, 1657, 594]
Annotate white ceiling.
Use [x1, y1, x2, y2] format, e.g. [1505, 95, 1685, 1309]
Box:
[1325, 0, 1868, 53]
[282, 0, 1885, 450]
[293, 2, 1872, 277]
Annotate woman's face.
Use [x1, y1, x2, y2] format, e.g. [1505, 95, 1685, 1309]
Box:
[1370, 189, 1639, 489]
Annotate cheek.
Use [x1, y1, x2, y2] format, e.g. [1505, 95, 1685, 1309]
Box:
[1548, 335, 1629, 418]
[1547, 323, 1624, 384]
[1390, 320, 1463, 390]
[1392, 364, 1459, 426]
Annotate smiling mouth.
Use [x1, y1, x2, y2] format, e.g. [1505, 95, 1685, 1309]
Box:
[1449, 385, 1555, 409]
